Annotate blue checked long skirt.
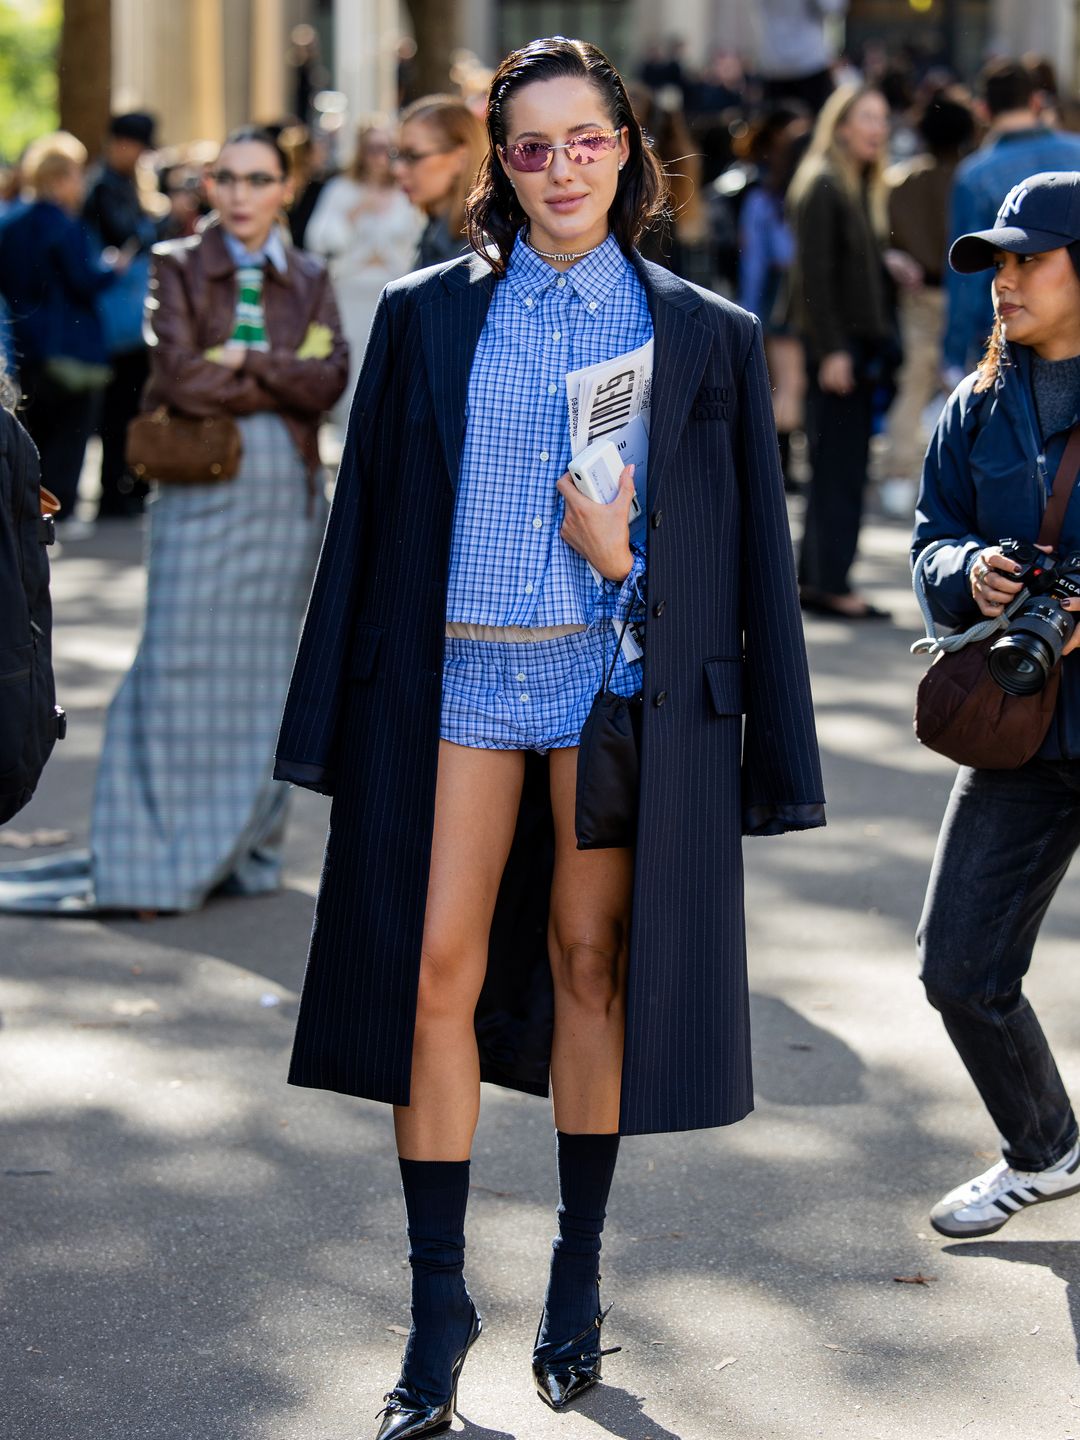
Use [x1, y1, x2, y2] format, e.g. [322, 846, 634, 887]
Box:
[89, 414, 327, 911]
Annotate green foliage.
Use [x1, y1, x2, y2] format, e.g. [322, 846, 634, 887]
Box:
[0, 0, 61, 163]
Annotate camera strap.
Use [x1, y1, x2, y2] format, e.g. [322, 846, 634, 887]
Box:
[1036, 424, 1080, 549]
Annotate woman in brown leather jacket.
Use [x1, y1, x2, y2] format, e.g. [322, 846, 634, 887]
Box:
[0, 127, 349, 915]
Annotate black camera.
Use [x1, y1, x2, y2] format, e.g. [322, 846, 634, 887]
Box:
[986, 539, 1080, 696]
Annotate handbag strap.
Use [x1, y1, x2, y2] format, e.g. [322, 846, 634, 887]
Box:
[602, 616, 632, 694]
[1037, 424, 1080, 548]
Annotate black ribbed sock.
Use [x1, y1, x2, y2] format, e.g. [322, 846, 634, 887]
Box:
[537, 1131, 620, 1349]
[397, 1157, 474, 1407]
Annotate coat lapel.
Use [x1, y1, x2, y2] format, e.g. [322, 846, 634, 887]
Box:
[632, 256, 713, 514]
[421, 255, 496, 489]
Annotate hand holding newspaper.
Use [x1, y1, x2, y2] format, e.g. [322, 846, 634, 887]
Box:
[565, 339, 652, 662]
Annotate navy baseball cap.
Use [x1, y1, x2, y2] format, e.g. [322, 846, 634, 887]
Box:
[949, 171, 1080, 273]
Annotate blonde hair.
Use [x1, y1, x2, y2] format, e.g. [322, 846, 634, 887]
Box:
[22, 131, 87, 197]
[787, 84, 889, 239]
[349, 118, 393, 185]
[400, 94, 487, 238]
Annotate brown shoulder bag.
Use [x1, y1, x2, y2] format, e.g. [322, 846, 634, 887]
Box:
[125, 406, 242, 486]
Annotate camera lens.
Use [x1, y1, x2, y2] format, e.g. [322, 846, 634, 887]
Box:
[987, 638, 1052, 695]
[987, 599, 1075, 696]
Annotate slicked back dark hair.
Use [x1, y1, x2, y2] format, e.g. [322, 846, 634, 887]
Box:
[465, 36, 668, 277]
[220, 125, 289, 178]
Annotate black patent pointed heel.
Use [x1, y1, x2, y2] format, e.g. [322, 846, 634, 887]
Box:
[374, 1306, 483, 1439]
[531, 1300, 621, 1410]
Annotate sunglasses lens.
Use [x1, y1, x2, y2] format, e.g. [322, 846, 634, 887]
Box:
[569, 134, 616, 164]
[509, 142, 551, 172]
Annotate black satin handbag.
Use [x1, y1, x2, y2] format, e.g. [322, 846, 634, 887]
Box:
[575, 618, 643, 850]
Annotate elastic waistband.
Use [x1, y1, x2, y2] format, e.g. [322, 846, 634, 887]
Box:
[444, 622, 588, 643]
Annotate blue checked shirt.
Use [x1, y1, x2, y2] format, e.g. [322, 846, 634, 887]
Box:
[446, 232, 651, 628]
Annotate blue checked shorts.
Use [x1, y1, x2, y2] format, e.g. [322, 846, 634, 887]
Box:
[440, 624, 637, 752]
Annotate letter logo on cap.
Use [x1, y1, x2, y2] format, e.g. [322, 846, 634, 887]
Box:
[998, 183, 1029, 221]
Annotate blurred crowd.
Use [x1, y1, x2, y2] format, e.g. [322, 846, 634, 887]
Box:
[1, 21, 1079, 607]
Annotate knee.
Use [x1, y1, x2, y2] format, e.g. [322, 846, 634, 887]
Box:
[414, 944, 478, 1029]
[551, 940, 624, 1016]
[918, 924, 991, 1014]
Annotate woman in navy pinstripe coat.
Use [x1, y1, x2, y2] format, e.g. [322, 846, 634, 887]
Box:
[276, 38, 824, 1438]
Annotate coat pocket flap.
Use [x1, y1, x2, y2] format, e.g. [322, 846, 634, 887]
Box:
[349, 623, 384, 681]
[703, 656, 744, 715]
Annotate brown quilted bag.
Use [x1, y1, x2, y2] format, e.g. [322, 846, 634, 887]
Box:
[914, 636, 1060, 769]
[125, 406, 242, 485]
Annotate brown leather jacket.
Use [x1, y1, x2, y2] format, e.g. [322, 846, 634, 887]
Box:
[142, 221, 349, 475]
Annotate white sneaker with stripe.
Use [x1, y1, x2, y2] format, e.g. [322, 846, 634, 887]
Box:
[931, 1140, 1080, 1238]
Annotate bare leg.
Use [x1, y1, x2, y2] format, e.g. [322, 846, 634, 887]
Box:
[393, 740, 524, 1161]
[546, 746, 633, 1135]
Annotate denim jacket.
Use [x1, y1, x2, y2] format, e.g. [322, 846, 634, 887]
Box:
[913, 343, 1080, 760]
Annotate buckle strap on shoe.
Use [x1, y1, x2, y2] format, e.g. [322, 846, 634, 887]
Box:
[532, 1302, 615, 1364]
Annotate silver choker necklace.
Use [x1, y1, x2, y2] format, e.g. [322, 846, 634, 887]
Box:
[526, 231, 606, 263]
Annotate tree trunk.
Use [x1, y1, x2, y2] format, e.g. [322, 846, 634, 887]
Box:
[59, 0, 112, 154]
[403, 0, 461, 97]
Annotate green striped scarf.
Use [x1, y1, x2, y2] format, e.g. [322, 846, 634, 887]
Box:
[230, 263, 269, 350]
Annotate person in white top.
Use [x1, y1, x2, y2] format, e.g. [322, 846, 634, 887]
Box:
[305, 121, 424, 423]
[755, 0, 848, 113]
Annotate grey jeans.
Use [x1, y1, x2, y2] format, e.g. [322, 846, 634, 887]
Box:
[917, 757, 1080, 1172]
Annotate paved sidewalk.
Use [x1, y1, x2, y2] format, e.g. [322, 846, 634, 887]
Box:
[3, 510, 1079, 1440]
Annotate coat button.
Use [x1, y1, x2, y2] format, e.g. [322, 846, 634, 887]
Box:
[654, 690, 668, 707]
[651, 509, 663, 528]
[652, 600, 666, 617]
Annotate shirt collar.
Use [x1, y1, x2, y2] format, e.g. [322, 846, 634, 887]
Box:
[504, 230, 631, 312]
[223, 227, 289, 274]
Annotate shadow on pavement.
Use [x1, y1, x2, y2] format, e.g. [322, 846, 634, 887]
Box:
[98, 884, 319, 994]
[943, 1239, 1080, 1363]
[453, 1410, 518, 1439]
[749, 994, 865, 1107]
[572, 1384, 687, 1439]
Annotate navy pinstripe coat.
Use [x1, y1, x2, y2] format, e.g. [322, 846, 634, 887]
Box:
[274, 250, 825, 1136]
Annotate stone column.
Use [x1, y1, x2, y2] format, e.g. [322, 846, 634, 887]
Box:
[989, 0, 1076, 88]
[251, 0, 288, 124]
[192, 0, 227, 141]
[334, 0, 400, 122]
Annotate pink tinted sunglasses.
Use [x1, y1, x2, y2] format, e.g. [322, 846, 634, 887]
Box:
[501, 128, 624, 173]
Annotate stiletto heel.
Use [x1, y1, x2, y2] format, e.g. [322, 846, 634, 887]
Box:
[374, 1306, 483, 1439]
[531, 1300, 620, 1409]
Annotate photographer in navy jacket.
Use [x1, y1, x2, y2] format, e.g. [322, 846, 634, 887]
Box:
[913, 171, 1080, 1241]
